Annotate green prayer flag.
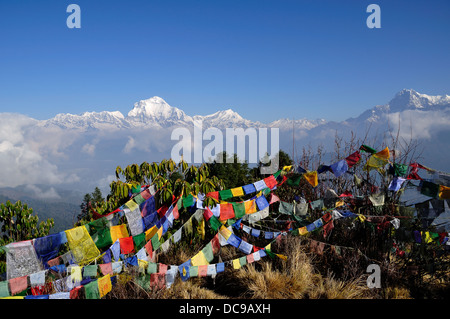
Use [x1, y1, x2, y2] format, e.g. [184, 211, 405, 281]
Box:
[87, 217, 108, 235]
[183, 194, 194, 208]
[202, 242, 214, 263]
[83, 265, 98, 277]
[147, 262, 157, 274]
[232, 202, 246, 219]
[310, 199, 324, 210]
[136, 274, 151, 291]
[360, 144, 377, 154]
[0, 281, 10, 297]
[132, 184, 141, 194]
[279, 201, 294, 214]
[273, 170, 282, 178]
[420, 181, 439, 198]
[84, 280, 100, 299]
[393, 163, 408, 177]
[189, 266, 199, 277]
[265, 249, 276, 259]
[133, 232, 146, 251]
[286, 174, 302, 186]
[151, 234, 161, 251]
[219, 189, 233, 200]
[209, 215, 222, 231]
[239, 256, 247, 267]
[133, 194, 145, 205]
[91, 227, 112, 249]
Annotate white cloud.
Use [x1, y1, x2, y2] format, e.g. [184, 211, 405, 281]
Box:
[0, 113, 79, 188]
[24, 184, 61, 200]
[82, 143, 96, 155]
[387, 108, 450, 140]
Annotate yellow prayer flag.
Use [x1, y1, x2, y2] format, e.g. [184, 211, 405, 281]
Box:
[219, 225, 232, 240]
[197, 219, 205, 240]
[145, 225, 158, 242]
[98, 274, 112, 298]
[358, 214, 367, 222]
[124, 199, 139, 212]
[232, 258, 241, 270]
[244, 199, 257, 215]
[276, 254, 288, 261]
[71, 266, 82, 282]
[298, 227, 308, 235]
[110, 224, 129, 243]
[157, 227, 163, 240]
[335, 200, 345, 207]
[303, 171, 318, 187]
[138, 260, 148, 274]
[282, 165, 293, 172]
[265, 243, 271, 250]
[191, 251, 209, 266]
[375, 147, 390, 161]
[231, 187, 244, 197]
[65, 226, 100, 265]
[439, 185, 450, 199]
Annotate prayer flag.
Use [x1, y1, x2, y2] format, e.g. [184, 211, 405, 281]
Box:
[231, 187, 244, 197]
[303, 171, 318, 187]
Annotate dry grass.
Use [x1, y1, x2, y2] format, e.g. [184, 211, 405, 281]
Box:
[104, 234, 420, 299]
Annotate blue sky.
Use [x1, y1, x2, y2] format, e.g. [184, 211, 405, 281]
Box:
[0, 0, 449, 123]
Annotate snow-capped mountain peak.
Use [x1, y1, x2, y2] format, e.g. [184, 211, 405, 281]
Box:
[127, 96, 190, 120]
[389, 88, 450, 112]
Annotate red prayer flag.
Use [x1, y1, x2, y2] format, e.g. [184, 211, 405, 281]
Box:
[198, 265, 208, 277]
[203, 207, 213, 221]
[119, 236, 135, 255]
[145, 240, 153, 259]
[9, 275, 28, 295]
[206, 191, 219, 201]
[172, 205, 179, 220]
[70, 285, 83, 299]
[264, 175, 277, 189]
[345, 151, 361, 168]
[219, 202, 235, 221]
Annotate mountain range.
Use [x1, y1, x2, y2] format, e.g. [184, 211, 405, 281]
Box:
[1, 88, 449, 231]
[39, 95, 326, 131]
[1, 88, 450, 198]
